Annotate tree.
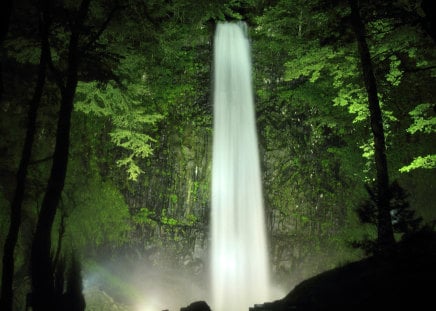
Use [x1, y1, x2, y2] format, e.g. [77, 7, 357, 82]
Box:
[421, 0, 436, 43]
[0, 0, 51, 309]
[348, 0, 395, 251]
[29, 1, 92, 310]
[353, 180, 423, 254]
[0, 0, 13, 100]
[252, 0, 372, 281]
[61, 254, 86, 311]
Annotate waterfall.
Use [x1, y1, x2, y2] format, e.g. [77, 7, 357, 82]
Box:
[211, 22, 270, 311]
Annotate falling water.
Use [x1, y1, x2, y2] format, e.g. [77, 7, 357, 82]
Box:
[211, 22, 270, 311]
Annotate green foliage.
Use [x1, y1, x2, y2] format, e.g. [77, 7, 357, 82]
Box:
[75, 53, 163, 180]
[284, 45, 338, 83]
[399, 103, 436, 172]
[399, 155, 436, 172]
[333, 87, 369, 123]
[132, 208, 155, 226]
[406, 103, 436, 135]
[385, 55, 403, 86]
[352, 181, 423, 254]
[52, 111, 133, 252]
[4, 37, 41, 65]
[161, 216, 178, 227]
[252, 0, 436, 282]
[110, 130, 155, 180]
[62, 171, 132, 249]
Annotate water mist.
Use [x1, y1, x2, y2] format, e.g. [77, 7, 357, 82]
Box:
[211, 22, 271, 311]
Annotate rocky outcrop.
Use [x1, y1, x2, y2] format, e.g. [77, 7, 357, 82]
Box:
[180, 300, 211, 311]
[253, 230, 436, 311]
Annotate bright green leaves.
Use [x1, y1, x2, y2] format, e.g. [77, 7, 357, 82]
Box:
[161, 214, 179, 226]
[399, 103, 436, 172]
[75, 69, 163, 180]
[110, 130, 156, 181]
[115, 155, 143, 182]
[285, 45, 341, 83]
[385, 55, 403, 86]
[75, 82, 108, 116]
[399, 155, 436, 173]
[407, 103, 436, 135]
[333, 87, 369, 123]
[367, 19, 393, 41]
[253, 0, 436, 281]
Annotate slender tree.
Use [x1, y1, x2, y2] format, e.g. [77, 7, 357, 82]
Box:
[62, 253, 86, 311]
[0, 0, 13, 44]
[0, 0, 52, 310]
[0, 0, 13, 101]
[348, 0, 395, 252]
[421, 0, 436, 43]
[30, 0, 91, 310]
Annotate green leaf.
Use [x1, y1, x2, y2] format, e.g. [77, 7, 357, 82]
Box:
[385, 55, 403, 86]
[399, 155, 436, 172]
[407, 103, 436, 134]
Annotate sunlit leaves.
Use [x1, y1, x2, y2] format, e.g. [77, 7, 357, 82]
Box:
[367, 19, 394, 41]
[407, 103, 436, 134]
[333, 87, 369, 123]
[115, 155, 144, 182]
[110, 130, 155, 158]
[399, 155, 436, 172]
[75, 62, 163, 180]
[360, 140, 374, 161]
[399, 103, 436, 172]
[110, 130, 156, 180]
[385, 55, 403, 86]
[284, 45, 341, 83]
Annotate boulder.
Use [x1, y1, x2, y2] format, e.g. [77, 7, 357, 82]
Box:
[180, 300, 211, 311]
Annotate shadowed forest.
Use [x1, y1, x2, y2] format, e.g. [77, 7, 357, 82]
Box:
[0, 0, 435, 310]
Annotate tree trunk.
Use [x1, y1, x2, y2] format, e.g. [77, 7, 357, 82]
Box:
[0, 1, 50, 310]
[0, 0, 13, 101]
[30, 1, 91, 310]
[421, 0, 436, 43]
[0, 0, 13, 42]
[348, 0, 395, 251]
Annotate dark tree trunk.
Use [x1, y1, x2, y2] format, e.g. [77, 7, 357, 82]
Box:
[0, 0, 13, 42]
[30, 1, 91, 310]
[62, 254, 86, 311]
[421, 0, 436, 43]
[348, 0, 395, 252]
[0, 0, 13, 101]
[0, 1, 50, 310]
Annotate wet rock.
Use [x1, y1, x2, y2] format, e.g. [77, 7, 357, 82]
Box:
[180, 300, 211, 311]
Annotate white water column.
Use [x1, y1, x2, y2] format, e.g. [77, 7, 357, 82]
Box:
[211, 21, 270, 311]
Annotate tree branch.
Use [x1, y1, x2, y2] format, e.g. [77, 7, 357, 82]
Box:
[82, 5, 125, 54]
